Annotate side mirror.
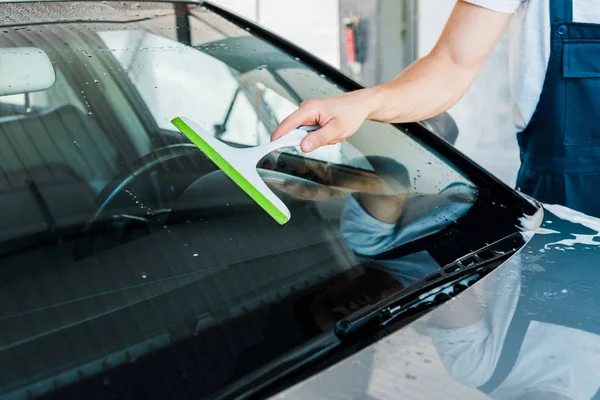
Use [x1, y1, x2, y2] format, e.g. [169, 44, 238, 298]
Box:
[420, 112, 459, 145]
[0, 47, 56, 96]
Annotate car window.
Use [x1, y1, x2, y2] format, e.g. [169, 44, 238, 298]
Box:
[99, 29, 352, 166]
[0, 69, 84, 114]
[99, 30, 266, 143]
[0, 3, 533, 399]
[0, 94, 25, 106]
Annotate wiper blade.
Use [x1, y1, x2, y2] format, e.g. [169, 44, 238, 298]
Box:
[223, 233, 526, 400]
[335, 233, 525, 340]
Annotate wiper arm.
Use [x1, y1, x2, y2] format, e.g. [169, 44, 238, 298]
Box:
[214, 88, 240, 138]
[335, 233, 525, 340]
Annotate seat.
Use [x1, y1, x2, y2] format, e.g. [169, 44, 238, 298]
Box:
[0, 105, 119, 251]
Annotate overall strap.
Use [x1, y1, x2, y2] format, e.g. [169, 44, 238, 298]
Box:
[550, 0, 573, 23]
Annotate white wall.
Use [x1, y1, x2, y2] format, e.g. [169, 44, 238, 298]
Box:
[418, 1, 519, 186]
[210, 0, 341, 67]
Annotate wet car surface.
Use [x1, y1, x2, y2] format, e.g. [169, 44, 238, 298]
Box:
[3, 1, 596, 400]
[276, 204, 600, 399]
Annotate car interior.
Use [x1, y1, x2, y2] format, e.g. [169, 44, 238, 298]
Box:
[0, 4, 534, 399]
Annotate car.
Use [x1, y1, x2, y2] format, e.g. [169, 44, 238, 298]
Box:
[0, 1, 598, 399]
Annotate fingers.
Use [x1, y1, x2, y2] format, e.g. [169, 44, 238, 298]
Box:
[271, 102, 319, 142]
[271, 97, 358, 152]
[300, 119, 342, 153]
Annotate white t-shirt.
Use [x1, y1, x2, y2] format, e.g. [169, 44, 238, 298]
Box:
[465, 0, 600, 131]
[340, 183, 476, 287]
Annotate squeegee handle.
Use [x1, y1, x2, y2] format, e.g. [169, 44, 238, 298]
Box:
[258, 125, 321, 155]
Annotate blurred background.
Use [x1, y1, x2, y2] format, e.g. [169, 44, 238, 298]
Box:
[211, 0, 519, 187]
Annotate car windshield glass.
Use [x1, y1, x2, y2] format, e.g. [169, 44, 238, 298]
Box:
[0, 2, 533, 398]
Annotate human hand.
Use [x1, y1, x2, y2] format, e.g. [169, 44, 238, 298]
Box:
[270, 88, 378, 153]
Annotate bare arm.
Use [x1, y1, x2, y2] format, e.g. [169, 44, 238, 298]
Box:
[271, 1, 513, 152]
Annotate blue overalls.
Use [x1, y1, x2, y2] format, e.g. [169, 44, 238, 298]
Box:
[516, 0, 600, 217]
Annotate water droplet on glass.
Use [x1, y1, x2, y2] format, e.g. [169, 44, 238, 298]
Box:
[561, 289, 568, 294]
[88, 112, 93, 115]
[193, 253, 198, 257]
[141, 272, 147, 279]
[94, 79, 99, 84]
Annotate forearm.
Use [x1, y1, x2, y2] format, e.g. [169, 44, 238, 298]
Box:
[270, 1, 513, 152]
[365, 51, 478, 123]
[364, 0, 512, 124]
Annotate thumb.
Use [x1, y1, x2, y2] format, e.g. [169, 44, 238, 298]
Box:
[300, 120, 340, 153]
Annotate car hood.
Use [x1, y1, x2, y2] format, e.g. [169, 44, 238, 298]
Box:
[274, 204, 600, 399]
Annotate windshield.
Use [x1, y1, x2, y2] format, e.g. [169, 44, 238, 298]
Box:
[0, 2, 534, 399]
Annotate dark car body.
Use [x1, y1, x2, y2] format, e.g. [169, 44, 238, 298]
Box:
[2, 2, 595, 400]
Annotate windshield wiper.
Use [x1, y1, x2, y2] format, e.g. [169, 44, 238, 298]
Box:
[226, 233, 526, 400]
[334, 233, 525, 341]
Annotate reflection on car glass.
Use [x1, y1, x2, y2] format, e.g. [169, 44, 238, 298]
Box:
[342, 183, 477, 283]
[418, 223, 600, 399]
[268, 154, 478, 331]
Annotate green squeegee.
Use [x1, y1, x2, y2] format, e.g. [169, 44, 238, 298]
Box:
[171, 116, 320, 225]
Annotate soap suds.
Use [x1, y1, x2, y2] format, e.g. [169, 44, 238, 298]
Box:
[518, 204, 544, 233]
[542, 204, 600, 250]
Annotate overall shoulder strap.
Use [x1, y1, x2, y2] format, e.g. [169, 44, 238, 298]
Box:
[550, 0, 573, 23]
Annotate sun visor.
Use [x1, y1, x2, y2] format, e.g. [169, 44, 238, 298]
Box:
[0, 47, 56, 96]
